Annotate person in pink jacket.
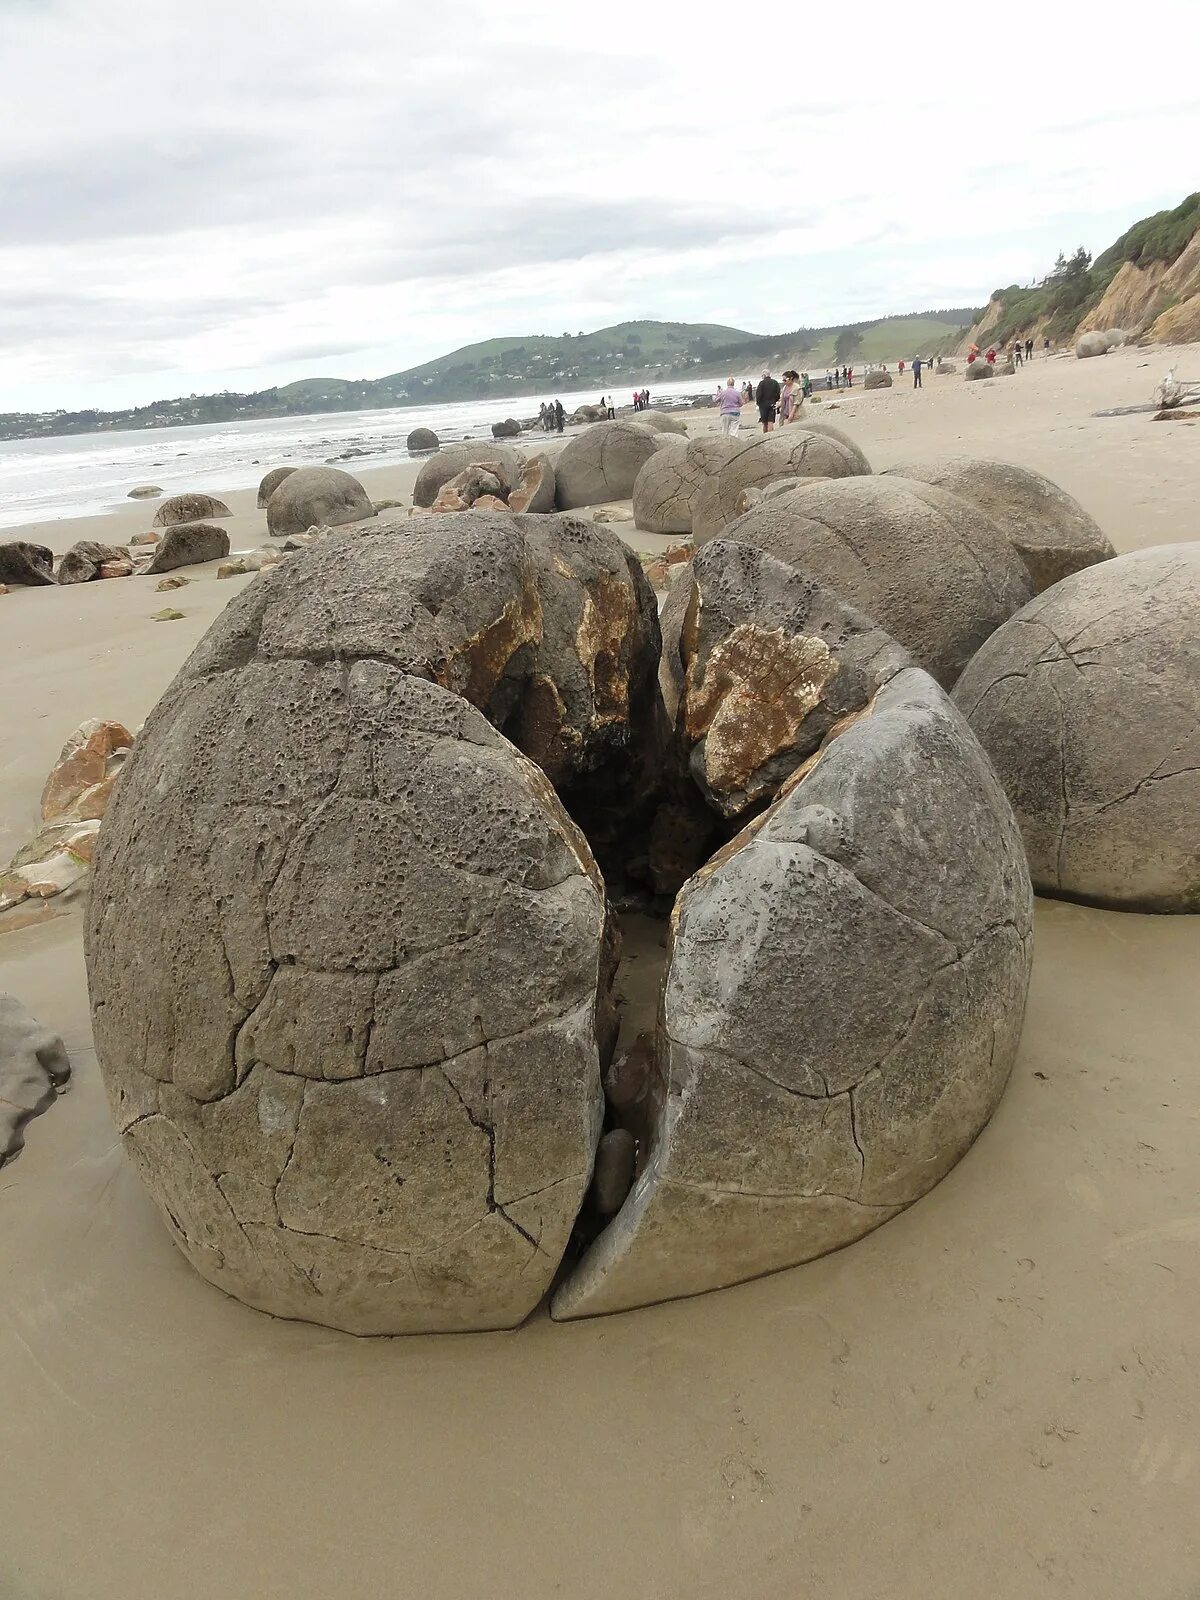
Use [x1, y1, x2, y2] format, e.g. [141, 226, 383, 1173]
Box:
[717, 376, 743, 436]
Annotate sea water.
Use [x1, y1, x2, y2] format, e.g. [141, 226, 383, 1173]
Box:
[0, 380, 720, 529]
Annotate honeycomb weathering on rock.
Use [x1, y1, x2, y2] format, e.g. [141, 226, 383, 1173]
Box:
[552, 669, 1034, 1319]
[87, 511, 1034, 1333]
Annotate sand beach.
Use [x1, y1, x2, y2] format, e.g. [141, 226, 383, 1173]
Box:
[2, 342, 1199, 1599]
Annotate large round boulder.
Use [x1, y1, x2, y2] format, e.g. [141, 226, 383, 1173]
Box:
[256, 467, 297, 507]
[881, 457, 1116, 592]
[631, 438, 708, 535]
[1104, 328, 1126, 350]
[691, 429, 870, 545]
[413, 443, 524, 508]
[965, 361, 994, 380]
[952, 544, 1200, 911]
[85, 509, 662, 1335]
[1075, 331, 1108, 359]
[265, 466, 374, 537]
[863, 370, 892, 390]
[153, 493, 232, 527]
[635, 413, 688, 436]
[406, 427, 439, 452]
[491, 418, 521, 439]
[552, 667, 1034, 1319]
[554, 420, 666, 511]
[723, 475, 1033, 687]
[797, 419, 871, 475]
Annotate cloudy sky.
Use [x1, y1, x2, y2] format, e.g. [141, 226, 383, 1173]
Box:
[2, 0, 1198, 412]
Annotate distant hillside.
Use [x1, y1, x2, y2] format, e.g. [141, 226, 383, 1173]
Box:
[1, 311, 978, 441]
[960, 193, 1200, 353]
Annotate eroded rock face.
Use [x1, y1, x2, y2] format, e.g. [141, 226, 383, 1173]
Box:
[266, 467, 374, 537]
[552, 668, 1033, 1319]
[153, 493, 232, 526]
[882, 457, 1115, 593]
[508, 454, 556, 514]
[555, 421, 666, 510]
[723, 475, 1033, 687]
[85, 511, 665, 1333]
[0, 541, 56, 586]
[413, 444, 524, 509]
[672, 540, 911, 816]
[953, 544, 1200, 911]
[691, 429, 868, 545]
[57, 540, 131, 584]
[0, 995, 71, 1166]
[146, 523, 231, 573]
[631, 438, 711, 535]
[257, 467, 297, 508]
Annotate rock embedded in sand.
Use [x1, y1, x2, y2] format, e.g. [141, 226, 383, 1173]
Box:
[953, 543, 1200, 911]
[691, 429, 869, 545]
[881, 457, 1116, 592]
[145, 522, 231, 573]
[406, 427, 439, 452]
[0, 540, 56, 587]
[153, 493, 232, 527]
[554, 420, 667, 510]
[1075, 331, 1108, 359]
[551, 667, 1033, 1320]
[634, 413, 688, 436]
[129, 531, 160, 547]
[127, 484, 163, 499]
[57, 540, 132, 584]
[722, 475, 1033, 688]
[491, 418, 522, 439]
[265, 466, 374, 538]
[256, 467, 297, 508]
[0, 994, 71, 1167]
[864, 370, 892, 389]
[997, 360, 1016, 376]
[413, 442, 524, 508]
[85, 510, 663, 1335]
[965, 362, 994, 380]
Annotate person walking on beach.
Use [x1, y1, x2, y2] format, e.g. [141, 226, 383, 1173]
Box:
[1026, 337, 1034, 361]
[538, 402, 549, 431]
[912, 354, 923, 388]
[755, 369, 780, 433]
[717, 376, 742, 436]
[779, 371, 797, 424]
[554, 399, 565, 433]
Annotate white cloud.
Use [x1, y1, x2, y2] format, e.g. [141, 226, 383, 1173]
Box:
[1, 0, 1197, 409]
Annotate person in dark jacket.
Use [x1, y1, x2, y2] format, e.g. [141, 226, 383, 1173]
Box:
[554, 399, 565, 433]
[755, 370, 781, 433]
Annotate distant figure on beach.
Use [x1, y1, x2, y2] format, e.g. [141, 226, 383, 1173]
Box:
[1026, 338, 1035, 361]
[718, 376, 742, 436]
[1012, 342, 1023, 367]
[912, 354, 923, 388]
[1044, 337, 1051, 353]
[554, 399, 565, 433]
[898, 360, 905, 377]
[985, 347, 997, 365]
[600, 395, 615, 419]
[779, 371, 797, 423]
[801, 371, 813, 399]
[755, 369, 781, 433]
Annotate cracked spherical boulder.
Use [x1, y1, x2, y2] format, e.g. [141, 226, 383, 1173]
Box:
[554, 421, 667, 510]
[153, 493, 232, 526]
[631, 437, 711, 535]
[670, 539, 911, 816]
[882, 457, 1115, 592]
[691, 429, 869, 545]
[552, 667, 1033, 1319]
[413, 443, 524, 508]
[952, 544, 1200, 911]
[85, 510, 662, 1333]
[265, 466, 374, 537]
[724, 475, 1033, 687]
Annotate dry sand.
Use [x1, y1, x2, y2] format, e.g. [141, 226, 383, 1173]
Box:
[2, 344, 1198, 1600]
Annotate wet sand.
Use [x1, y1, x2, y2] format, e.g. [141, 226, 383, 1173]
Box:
[1, 342, 1199, 1599]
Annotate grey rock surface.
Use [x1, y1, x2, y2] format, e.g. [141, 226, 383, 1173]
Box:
[406, 428, 440, 452]
[672, 539, 911, 815]
[965, 361, 994, 380]
[153, 493, 232, 526]
[0, 541, 57, 586]
[127, 484, 162, 499]
[555, 421, 666, 510]
[1075, 331, 1108, 359]
[57, 540, 129, 584]
[882, 456, 1115, 592]
[864, 370, 892, 389]
[635, 413, 688, 436]
[0, 993, 71, 1167]
[631, 438, 710, 535]
[553, 668, 1033, 1319]
[723, 475, 1033, 686]
[691, 429, 868, 545]
[492, 418, 521, 439]
[256, 467, 297, 508]
[265, 466, 374, 537]
[145, 523, 231, 573]
[953, 543, 1200, 911]
[413, 443, 524, 508]
[798, 420, 872, 475]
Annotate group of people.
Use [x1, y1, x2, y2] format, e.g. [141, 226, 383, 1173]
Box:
[716, 370, 819, 435]
[537, 400, 566, 433]
[631, 388, 652, 411]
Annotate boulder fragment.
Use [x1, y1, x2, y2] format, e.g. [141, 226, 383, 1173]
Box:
[146, 523, 231, 573]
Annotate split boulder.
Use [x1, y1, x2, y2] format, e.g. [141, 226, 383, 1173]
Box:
[256, 467, 297, 508]
[691, 428, 870, 546]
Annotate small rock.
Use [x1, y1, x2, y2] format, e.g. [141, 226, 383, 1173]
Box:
[129, 531, 160, 547]
[151, 607, 185, 621]
[40, 719, 134, 824]
[591, 504, 634, 524]
[98, 559, 133, 579]
[155, 575, 189, 591]
[126, 485, 163, 499]
[217, 561, 252, 579]
[591, 1128, 636, 1215]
